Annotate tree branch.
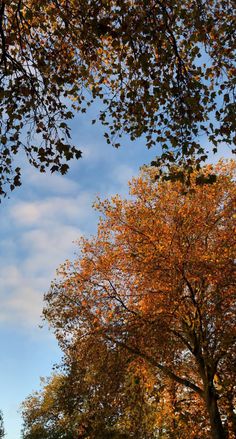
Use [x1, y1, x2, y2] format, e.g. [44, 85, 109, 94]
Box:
[105, 334, 203, 397]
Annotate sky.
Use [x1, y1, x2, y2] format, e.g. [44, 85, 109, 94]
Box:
[0, 108, 159, 438]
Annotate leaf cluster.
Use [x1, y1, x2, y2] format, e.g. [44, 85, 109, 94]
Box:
[0, 1, 235, 196]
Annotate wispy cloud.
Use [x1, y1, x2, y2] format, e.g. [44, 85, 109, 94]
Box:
[0, 171, 96, 328]
[0, 273, 43, 326]
[26, 170, 80, 195]
[9, 194, 92, 227]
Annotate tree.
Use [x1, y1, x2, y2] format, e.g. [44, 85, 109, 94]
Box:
[44, 160, 236, 439]
[22, 339, 205, 439]
[21, 346, 137, 439]
[0, 411, 5, 439]
[21, 375, 75, 439]
[0, 1, 235, 196]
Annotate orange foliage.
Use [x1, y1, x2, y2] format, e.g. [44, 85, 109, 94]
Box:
[45, 160, 236, 439]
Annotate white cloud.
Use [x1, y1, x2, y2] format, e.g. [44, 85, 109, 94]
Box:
[0, 265, 43, 326]
[0, 175, 97, 328]
[111, 163, 136, 188]
[21, 224, 81, 274]
[9, 192, 93, 227]
[4, 287, 43, 326]
[26, 169, 80, 195]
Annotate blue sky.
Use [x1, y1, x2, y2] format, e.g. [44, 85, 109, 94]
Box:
[0, 109, 159, 438]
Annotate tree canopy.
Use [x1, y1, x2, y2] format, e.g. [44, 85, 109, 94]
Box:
[21, 363, 137, 439]
[22, 339, 209, 438]
[1, 0, 235, 196]
[43, 160, 236, 439]
[21, 375, 75, 439]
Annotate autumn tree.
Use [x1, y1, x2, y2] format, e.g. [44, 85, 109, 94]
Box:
[21, 375, 76, 439]
[21, 340, 141, 439]
[0, 0, 235, 196]
[44, 160, 236, 439]
[22, 336, 209, 438]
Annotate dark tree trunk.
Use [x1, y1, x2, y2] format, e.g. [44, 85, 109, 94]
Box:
[205, 384, 227, 439]
[195, 351, 226, 439]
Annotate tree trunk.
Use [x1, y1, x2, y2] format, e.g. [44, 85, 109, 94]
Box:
[205, 384, 227, 439]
